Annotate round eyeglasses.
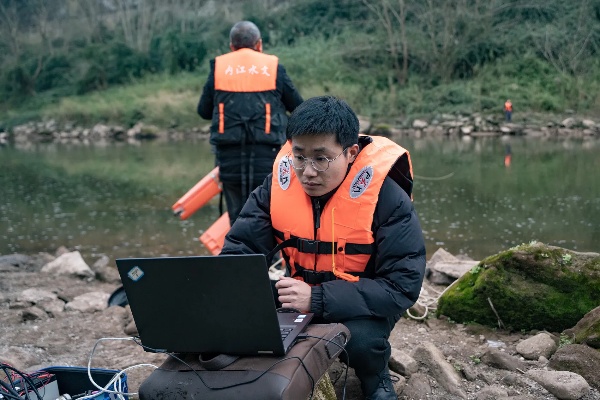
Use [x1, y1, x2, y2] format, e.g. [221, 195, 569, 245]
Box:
[289, 148, 348, 172]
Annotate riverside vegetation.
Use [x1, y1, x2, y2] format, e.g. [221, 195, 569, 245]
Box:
[1, 0, 600, 131]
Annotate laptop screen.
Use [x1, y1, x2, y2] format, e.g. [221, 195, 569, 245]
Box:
[116, 254, 312, 355]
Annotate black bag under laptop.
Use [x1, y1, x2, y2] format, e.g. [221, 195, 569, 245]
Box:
[115, 254, 313, 356]
[138, 323, 350, 400]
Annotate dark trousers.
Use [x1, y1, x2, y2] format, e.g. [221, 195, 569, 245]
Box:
[270, 283, 397, 396]
[309, 314, 397, 395]
[340, 317, 397, 395]
[221, 180, 248, 225]
[217, 144, 279, 226]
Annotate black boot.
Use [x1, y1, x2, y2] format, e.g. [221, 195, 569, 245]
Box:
[364, 367, 399, 400]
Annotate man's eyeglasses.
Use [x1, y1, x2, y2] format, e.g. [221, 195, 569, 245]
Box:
[289, 148, 348, 172]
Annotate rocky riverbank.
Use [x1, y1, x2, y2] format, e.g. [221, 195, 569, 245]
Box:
[1, 113, 599, 147]
[1, 246, 599, 399]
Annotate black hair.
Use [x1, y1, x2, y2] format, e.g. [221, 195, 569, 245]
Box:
[230, 21, 261, 49]
[286, 96, 359, 148]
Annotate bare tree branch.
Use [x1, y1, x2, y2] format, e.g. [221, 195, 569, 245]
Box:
[0, 0, 21, 59]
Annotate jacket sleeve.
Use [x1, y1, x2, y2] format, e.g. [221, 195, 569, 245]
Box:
[197, 60, 215, 120]
[277, 64, 303, 113]
[311, 177, 426, 321]
[220, 175, 276, 256]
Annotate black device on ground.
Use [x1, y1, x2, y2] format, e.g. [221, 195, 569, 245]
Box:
[1, 364, 126, 400]
[115, 254, 313, 356]
[37, 366, 126, 399]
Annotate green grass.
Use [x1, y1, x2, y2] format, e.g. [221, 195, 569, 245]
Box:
[37, 72, 208, 129]
[2, 37, 599, 131]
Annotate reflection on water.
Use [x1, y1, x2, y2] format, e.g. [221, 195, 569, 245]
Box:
[411, 135, 599, 258]
[1, 136, 599, 263]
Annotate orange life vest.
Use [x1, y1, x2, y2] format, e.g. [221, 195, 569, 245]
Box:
[504, 101, 512, 112]
[270, 135, 413, 284]
[211, 49, 287, 146]
[214, 48, 278, 93]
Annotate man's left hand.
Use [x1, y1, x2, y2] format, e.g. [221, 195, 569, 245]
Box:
[275, 276, 311, 312]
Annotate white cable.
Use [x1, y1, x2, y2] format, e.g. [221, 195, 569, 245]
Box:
[270, 257, 284, 269]
[77, 337, 158, 399]
[405, 279, 462, 321]
[268, 256, 285, 280]
[405, 306, 428, 320]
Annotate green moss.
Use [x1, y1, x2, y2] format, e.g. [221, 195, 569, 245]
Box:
[559, 333, 573, 348]
[437, 244, 600, 332]
[564, 303, 600, 348]
[572, 317, 600, 348]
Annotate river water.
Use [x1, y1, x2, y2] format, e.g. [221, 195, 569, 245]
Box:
[1, 135, 599, 263]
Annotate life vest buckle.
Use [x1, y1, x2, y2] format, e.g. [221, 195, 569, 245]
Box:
[300, 269, 337, 285]
[297, 238, 320, 254]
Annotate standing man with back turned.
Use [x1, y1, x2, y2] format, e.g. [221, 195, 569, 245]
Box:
[197, 21, 304, 225]
[221, 96, 427, 400]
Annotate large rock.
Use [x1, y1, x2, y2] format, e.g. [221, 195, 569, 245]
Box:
[480, 348, 527, 372]
[436, 242, 600, 332]
[18, 288, 58, 304]
[411, 342, 467, 398]
[0, 253, 53, 272]
[412, 119, 429, 129]
[525, 369, 590, 400]
[516, 332, 559, 360]
[92, 255, 121, 283]
[548, 344, 600, 390]
[40, 251, 95, 278]
[0, 254, 30, 268]
[563, 306, 600, 349]
[64, 292, 110, 312]
[426, 248, 479, 285]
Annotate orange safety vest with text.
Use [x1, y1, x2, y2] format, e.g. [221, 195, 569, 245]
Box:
[270, 136, 413, 283]
[211, 48, 287, 146]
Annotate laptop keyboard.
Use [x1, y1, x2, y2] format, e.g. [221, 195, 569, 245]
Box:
[280, 327, 293, 340]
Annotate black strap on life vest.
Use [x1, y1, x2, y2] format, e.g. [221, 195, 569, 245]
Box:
[266, 231, 372, 284]
[291, 264, 367, 285]
[294, 266, 337, 285]
[267, 230, 374, 263]
[388, 152, 413, 198]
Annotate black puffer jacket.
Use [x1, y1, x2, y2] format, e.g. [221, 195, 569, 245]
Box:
[221, 169, 426, 322]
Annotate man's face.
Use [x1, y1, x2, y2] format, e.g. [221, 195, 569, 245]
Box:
[290, 135, 359, 197]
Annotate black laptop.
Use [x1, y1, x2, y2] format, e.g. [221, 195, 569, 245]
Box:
[115, 254, 313, 356]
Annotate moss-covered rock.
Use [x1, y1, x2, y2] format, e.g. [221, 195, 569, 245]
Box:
[436, 242, 600, 332]
[563, 306, 600, 349]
